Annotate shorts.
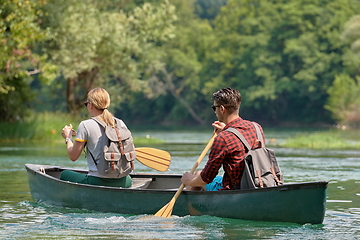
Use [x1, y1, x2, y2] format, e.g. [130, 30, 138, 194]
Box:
[205, 175, 223, 191]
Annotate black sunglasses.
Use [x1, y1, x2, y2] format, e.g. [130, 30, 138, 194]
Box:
[211, 105, 221, 111]
[84, 101, 90, 107]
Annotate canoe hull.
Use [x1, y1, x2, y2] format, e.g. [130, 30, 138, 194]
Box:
[25, 164, 327, 224]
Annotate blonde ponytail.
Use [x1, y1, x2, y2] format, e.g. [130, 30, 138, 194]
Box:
[102, 109, 115, 128]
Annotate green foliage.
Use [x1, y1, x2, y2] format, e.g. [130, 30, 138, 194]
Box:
[106, 0, 360, 126]
[0, 76, 33, 122]
[0, 110, 165, 144]
[3, 0, 360, 127]
[282, 131, 360, 149]
[31, 75, 68, 113]
[141, 0, 217, 124]
[0, 0, 57, 121]
[342, 15, 360, 60]
[43, 0, 176, 80]
[325, 74, 360, 127]
[204, 0, 360, 123]
[0, 0, 45, 91]
[40, 0, 177, 114]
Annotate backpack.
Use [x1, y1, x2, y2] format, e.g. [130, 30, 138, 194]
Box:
[88, 117, 136, 178]
[226, 122, 283, 189]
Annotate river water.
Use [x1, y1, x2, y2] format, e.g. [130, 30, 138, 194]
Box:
[0, 129, 359, 239]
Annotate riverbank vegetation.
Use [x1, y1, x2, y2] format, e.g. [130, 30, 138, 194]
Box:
[0, 112, 76, 143]
[0, 112, 164, 144]
[281, 131, 360, 149]
[1, 112, 360, 149]
[2, 0, 360, 141]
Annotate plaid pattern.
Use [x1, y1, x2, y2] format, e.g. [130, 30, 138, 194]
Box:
[200, 117, 264, 190]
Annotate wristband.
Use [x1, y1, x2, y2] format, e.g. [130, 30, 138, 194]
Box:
[65, 138, 72, 144]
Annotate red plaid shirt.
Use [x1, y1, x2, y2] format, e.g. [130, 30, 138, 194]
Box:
[200, 117, 264, 190]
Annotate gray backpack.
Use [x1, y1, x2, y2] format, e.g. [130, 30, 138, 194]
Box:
[88, 117, 136, 178]
[226, 123, 283, 189]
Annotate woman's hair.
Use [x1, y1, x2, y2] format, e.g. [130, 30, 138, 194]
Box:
[212, 87, 241, 113]
[87, 88, 115, 127]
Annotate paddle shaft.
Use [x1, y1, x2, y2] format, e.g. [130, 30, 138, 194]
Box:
[172, 132, 217, 200]
[189, 132, 217, 174]
[154, 132, 217, 217]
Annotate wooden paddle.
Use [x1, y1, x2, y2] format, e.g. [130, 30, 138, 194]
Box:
[135, 147, 171, 172]
[154, 132, 217, 218]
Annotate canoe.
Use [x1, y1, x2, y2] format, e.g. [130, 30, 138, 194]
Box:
[25, 163, 328, 224]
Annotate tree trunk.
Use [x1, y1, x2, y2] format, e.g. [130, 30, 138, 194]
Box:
[66, 67, 99, 115]
[67, 77, 76, 114]
[161, 68, 206, 125]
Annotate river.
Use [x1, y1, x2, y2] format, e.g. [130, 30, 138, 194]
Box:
[0, 129, 359, 239]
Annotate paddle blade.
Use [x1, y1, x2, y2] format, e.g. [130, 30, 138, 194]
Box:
[135, 147, 171, 172]
[154, 198, 175, 218]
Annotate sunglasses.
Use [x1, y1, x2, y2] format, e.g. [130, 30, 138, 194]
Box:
[84, 101, 90, 107]
[211, 105, 221, 111]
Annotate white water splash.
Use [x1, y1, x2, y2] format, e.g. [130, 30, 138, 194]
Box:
[85, 216, 127, 224]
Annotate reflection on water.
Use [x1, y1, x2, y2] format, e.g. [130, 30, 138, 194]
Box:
[1, 130, 360, 239]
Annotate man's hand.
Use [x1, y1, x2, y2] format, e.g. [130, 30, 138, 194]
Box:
[212, 121, 226, 134]
[181, 171, 206, 191]
[181, 172, 195, 186]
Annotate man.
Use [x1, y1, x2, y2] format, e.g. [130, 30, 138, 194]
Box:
[181, 87, 265, 191]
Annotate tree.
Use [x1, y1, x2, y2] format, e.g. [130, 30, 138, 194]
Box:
[342, 15, 360, 60]
[325, 15, 360, 128]
[143, 0, 217, 125]
[203, 0, 360, 124]
[0, 0, 56, 121]
[325, 74, 360, 128]
[40, 0, 176, 115]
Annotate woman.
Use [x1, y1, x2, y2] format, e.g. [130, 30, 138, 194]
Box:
[60, 88, 133, 187]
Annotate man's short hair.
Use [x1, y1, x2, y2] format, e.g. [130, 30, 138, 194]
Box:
[212, 87, 241, 113]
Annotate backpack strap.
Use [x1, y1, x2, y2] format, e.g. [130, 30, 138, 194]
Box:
[91, 116, 107, 128]
[114, 128, 125, 154]
[224, 127, 251, 189]
[251, 122, 265, 147]
[226, 128, 251, 151]
[86, 117, 108, 166]
[88, 147, 97, 165]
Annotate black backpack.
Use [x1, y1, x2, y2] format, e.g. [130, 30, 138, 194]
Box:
[88, 117, 136, 178]
[226, 122, 283, 189]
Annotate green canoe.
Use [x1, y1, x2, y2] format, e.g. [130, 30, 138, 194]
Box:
[25, 164, 327, 224]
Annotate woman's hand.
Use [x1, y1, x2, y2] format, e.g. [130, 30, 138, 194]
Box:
[61, 124, 73, 139]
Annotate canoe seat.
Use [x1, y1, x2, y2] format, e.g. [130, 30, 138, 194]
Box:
[129, 178, 153, 189]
